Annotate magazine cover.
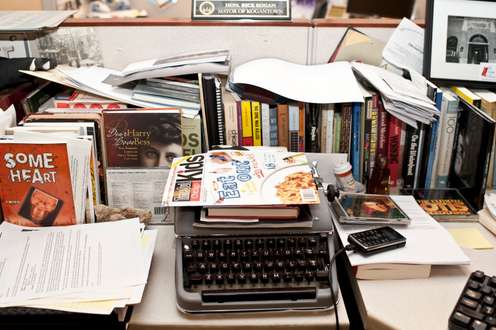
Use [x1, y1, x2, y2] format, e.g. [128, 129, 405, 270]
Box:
[0, 143, 76, 226]
[333, 193, 410, 225]
[162, 150, 320, 207]
[103, 109, 182, 168]
[409, 188, 477, 221]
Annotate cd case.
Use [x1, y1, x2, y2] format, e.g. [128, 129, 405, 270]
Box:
[331, 193, 411, 225]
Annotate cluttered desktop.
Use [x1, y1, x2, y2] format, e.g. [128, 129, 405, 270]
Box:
[1, 2, 496, 330]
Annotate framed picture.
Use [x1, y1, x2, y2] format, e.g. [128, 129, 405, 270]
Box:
[424, 0, 496, 87]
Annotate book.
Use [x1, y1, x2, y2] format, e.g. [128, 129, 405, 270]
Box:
[21, 81, 66, 114]
[354, 263, 431, 280]
[339, 104, 353, 154]
[181, 116, 202, 156]
[408, 188, 478, 222]
[194, 208, 313, 229]
[387, 116, 402, 191]
[199, 74, 224, 148]
[261, 103, 271, 146]
[269, 105, 278, 146]
[240, 100, 253, 146]
[206, 205, 300, 219]
[451, 86, 482, 108]
[351, 102, 361, 180]
[277, 104, 289, 148]
[324, 105, 334, 153]
[435, 89, 459, 188]
[424, 90, 443, 189]
[223, 90, 239, 147]
[55, 89, 127, 109]
[133, 81, 200, 103]
[449, 100, 495, 211]
[102, 108, 182, 168]
[298, 103, 305, 152]
[0, 140, 90, 227]
[251, 101, 262, 146]
[163, 150, 320, 207]
[288, 104, 299, 152]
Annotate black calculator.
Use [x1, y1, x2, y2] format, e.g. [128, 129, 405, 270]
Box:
[347, 226, 407, 256]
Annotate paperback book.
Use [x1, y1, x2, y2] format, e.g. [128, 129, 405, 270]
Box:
[407, 188, 478, 222]
[162, 150, 320, 207]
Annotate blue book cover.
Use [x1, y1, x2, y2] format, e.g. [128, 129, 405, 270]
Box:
[424, 90, 443, 189]
[351, 102, 361, 180]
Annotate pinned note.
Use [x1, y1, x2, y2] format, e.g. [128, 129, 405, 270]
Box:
[448, 228, 494, 250]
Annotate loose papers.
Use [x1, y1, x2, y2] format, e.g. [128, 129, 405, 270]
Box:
[0, 219, 156, 314]
[230, 59, 364, 104]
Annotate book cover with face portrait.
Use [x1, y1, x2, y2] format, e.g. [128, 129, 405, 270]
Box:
[103, 109, 183, 168]
[0, 143, 77, 227]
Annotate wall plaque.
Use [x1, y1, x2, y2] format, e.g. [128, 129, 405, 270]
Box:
[192, 0, 291, 20]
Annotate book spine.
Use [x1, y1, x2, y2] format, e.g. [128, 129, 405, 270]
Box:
[387, 116, 402, 191]
[339, 104, 352, 154]
[214, 77, 225, 145]
[307, 105, 319, 152]
[298, 104, 305, 152]
[269, 106, 278, 146]
[435, 96, 458, 188]
[181, 116, 202, 155]
[251, 101, 262, 146]
[236, 100, 243, 146]
[277, 104, 289, 148]
[351, 102, 361, 180]
[326, 107, 334, 153]
[320, 108, 328, 153]
[402, 125, 420, 189]
[363, 97, 373, 185]
[414, 125, 426, 189]
[261, 103, 271, 146]
[451, 86, 482, 108]
[241, 100, 253, 146]
[359, 100, 367, 182]
[224, 96, 239, 146]
[424, 90, 443, 188]
[288, 104, 299, 152]
[333, 112, 341, 153]
[369, 94, 379, 173]
[375, 99, 389, 166]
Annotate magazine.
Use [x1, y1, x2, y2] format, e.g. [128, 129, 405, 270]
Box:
[162, 150, 320, 207]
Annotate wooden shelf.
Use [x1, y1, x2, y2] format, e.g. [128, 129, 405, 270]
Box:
[61, 17, 424, 28]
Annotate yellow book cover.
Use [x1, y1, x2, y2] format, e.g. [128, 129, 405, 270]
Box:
[251, 101, 262, 146]
[451, 86, 481, 108]
[241, 100, 253, 145]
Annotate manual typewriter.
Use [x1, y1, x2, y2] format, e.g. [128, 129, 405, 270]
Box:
[174, 189, 339, 313]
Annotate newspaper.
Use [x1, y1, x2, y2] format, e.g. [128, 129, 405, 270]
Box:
[0, 11, 76, 32]
[106, 168, 175, 224]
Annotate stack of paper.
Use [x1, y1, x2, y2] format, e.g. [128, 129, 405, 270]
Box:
[0, 218, 156, 315]
[334, 195, 470, 267]
[351, 62, 439, 128]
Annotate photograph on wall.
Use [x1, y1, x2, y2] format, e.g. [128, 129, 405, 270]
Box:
[424, 0, 496, 86]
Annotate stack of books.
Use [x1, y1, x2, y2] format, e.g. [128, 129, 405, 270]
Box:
[162, 149, 321, 229]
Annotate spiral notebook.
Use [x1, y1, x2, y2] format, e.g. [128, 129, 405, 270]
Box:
[199, 74, 225, 148]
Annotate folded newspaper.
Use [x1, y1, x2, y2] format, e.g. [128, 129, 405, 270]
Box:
[162, 150, 320, 207]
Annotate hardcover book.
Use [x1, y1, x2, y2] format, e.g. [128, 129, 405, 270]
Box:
[449, 100, 495, 211]
[163, 150, 320, 207]
[0, 143, 77, 226]
[103, 109, 182, 168]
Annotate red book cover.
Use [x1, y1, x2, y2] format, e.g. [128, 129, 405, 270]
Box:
[0, 143, 76, 226]
[388, 116, 402, 188]
[103, 109, 182, 168]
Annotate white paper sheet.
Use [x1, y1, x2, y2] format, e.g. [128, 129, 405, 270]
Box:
[382, 18, 425, 74]
[0, 105, 16, 134]
[334, 195, 470, 266]
[0, 219, 145, 307]
[0, 11, 76, 31]
[230, 59, 364, 104]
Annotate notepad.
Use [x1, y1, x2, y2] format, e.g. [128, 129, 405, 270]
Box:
[448, 228, 494, 250]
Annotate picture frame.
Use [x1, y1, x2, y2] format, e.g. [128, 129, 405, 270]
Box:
[424, 0, 496, 88]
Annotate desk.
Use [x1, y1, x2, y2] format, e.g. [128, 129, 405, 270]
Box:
[360, 222, 496, 330]
[130, 222, 496, 330]
[129, 225, 349, 330]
